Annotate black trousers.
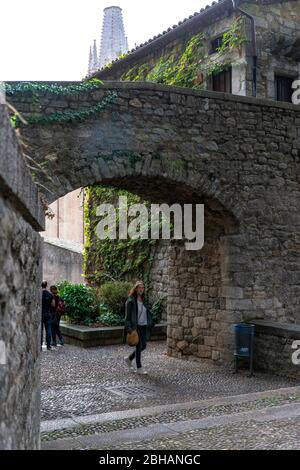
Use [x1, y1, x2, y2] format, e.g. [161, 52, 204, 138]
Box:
[129, 325, 147, 368]
[41, 316, 52, 348]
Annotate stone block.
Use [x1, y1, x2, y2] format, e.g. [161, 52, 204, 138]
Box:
[176, 340, 189, 351]
[194, 317, 208, 329]
[197, 345, 212, 358]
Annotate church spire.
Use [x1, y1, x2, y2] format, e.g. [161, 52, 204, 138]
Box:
[87, 40, 99, 76]
[88, 45, 93, 76]
[92, 39, 98, 71]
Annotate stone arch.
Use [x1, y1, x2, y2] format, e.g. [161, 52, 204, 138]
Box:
[9, 80, 300, 363]
[44, 172, 240, 364]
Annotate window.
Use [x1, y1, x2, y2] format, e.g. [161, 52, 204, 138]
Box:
[212, 67, 232, 93]
[275, 75, 294, 102]
[210, 36, 223, 54]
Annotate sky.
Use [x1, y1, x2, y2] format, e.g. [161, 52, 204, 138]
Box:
[0, 0, 209, 81]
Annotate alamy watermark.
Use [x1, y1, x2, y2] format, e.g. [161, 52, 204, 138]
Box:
[292, 340, 300, 365]
[95, 196, 204, 251]
[0, 81, 6, 105]
[0, 340, 6, 365]
[292, 80, 300, 105]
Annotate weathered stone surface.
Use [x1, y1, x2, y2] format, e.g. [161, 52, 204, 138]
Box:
[0, 106, 43, 449]
[252, 320, 300, 379]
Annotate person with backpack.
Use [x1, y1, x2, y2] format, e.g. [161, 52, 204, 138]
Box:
[41, 280, 55, 350]
[50, 285, 65, 347]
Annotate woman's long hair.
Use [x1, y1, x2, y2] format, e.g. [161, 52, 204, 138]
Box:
[129, 281, 145, 301]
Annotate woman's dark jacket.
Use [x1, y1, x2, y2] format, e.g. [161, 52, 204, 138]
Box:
[123, 296, 153, 343]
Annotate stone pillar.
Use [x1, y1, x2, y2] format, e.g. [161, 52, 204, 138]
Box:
[166, 222, 239, 365]
[0, 106, 44, 449]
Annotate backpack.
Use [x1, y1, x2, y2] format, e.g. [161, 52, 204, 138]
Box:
[57, 298, 66, 316]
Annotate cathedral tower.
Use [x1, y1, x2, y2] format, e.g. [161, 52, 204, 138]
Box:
[88, 6, 128, 75]
[99, 6, 128, 69]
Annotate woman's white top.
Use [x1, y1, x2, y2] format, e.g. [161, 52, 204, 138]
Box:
[137, 300, 148, 326]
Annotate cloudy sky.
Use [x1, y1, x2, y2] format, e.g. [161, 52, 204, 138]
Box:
[0, 0, 209, 81]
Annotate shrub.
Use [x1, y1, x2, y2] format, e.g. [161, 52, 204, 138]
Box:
[97, 303, 125, 327]
[149, 297, 165, 325]
[57, 281, 97, 325]
[97, 281, 132, 316]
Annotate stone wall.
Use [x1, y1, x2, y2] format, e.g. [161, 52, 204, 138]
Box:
[0, 106, 44, 449]
[42, 237, 84, 286]
[147, 241, 169, 321]
[253, 320, 300, 378]
[243, 0, 300, 100]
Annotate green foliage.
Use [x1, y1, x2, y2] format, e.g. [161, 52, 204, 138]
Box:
[14, 92, 118, 127]
[10, 114, 18, 128]
[216, 17, 247, 53]
[97, 281, 132, 316]
[84, 185, 157, 285]
[57, 281, 98, 325]
[121, 64, 151, 81]
[5, 78, 104, 96]
[121, 17, 247, 88]
[204, 17, 247, 77]
[6, 78, 116, 128]
[144, 33, 205, 89]
[97, 304, 125, 326]
[148, 297, 165, 325]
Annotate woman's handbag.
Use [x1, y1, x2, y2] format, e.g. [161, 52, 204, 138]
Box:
[126, 329, 139, 347]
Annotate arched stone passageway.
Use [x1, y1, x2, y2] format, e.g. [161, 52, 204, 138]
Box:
[2, 81, 300, 449]
[8, 81, 300, 362]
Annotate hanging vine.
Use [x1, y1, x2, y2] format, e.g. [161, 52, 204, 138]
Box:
[121, 16, 247, 88]
[5, 78, 104, 96]
[84, 186, 158, 286]
[14, 91, 118, 127]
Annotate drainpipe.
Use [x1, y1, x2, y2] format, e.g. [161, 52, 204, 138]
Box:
[232, 0, 257, 97]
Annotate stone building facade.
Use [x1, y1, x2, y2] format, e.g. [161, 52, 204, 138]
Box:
[42, 237, 84, 286]
[94, 0, 300, 103]
[42, 188, 84, 285]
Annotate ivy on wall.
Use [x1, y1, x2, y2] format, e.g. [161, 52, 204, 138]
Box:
[121, 16, 247, 88]
[84, 186, 157, 286]
[18, 92, 118, 126]
[5, 78, 104, 96]
[7, 78, 118, 127]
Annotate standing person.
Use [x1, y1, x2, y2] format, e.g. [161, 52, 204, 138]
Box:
[124, 281, 153, 375]
[50, 285, 65, 347]
[41, 281, 55, 351]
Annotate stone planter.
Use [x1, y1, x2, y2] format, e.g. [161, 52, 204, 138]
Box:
[60, 321, 167, 348]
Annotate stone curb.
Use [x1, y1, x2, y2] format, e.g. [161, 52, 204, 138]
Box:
[41, 385, 300, 433]
[41, 400, 300, 450]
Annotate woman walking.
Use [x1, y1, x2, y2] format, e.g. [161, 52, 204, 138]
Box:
[124, 281, 153, 375]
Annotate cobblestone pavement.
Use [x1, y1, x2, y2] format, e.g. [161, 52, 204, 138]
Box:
[41, 342, 297, 420]
[41, 342, 300, 450]
[100, 416, 300, 450]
